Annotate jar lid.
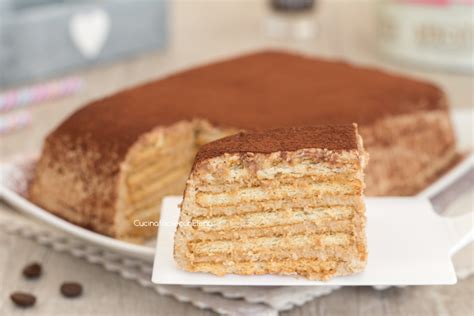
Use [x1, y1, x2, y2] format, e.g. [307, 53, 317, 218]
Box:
[271, 0, 315, 12]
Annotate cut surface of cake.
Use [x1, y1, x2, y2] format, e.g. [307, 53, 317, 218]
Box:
[30, 50, 457, 241]
[174, 125, 368, 280]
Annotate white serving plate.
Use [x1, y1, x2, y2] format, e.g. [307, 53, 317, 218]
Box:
[152, 196, 473, 286]
[0, 178, 156, 261]
[0, 158, 155, 261]
[0, 109, 472, 262]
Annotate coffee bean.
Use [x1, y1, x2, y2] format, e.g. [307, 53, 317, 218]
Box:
[60, 282, 82, 298]
[10, 292, 36, 307]
[22, 262, 42, 279]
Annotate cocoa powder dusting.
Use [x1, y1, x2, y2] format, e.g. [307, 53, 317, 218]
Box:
[194, 125, 358, 164]
[49, 50, 445, 162]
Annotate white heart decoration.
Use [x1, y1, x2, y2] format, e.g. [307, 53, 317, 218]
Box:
[69, 8, 110, 59]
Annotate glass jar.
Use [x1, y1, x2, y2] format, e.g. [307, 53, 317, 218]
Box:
[376, 0, 474, 73]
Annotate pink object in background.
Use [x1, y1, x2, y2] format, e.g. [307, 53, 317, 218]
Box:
[0, 111, 32, 135]
[0, 77, 84, 113]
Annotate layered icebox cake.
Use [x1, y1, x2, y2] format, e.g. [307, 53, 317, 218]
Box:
[174, 125, 369, 280]
[29, 51, 456, 241]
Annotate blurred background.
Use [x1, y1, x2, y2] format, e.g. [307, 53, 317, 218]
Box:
[1, 0, 473, 157]
[0, 0, 473, 315]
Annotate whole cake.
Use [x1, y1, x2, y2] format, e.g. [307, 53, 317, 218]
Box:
[29, 51, 457, 241]
[174, 125, 368, 280]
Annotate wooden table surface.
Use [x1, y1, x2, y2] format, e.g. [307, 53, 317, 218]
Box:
[1, 1, 473, 315]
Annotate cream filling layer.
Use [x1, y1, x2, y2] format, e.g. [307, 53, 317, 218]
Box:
[185, 196, 363, 217]
[190, 233, 351, 254]
[195, 175, 360, 193]
[187, 258, 350, 279]
[199, 162, 359, 185]
[127, 154, 194, 188]
[192, 245, 354, 263]
[128, 177, 186, 213]
[192, 206, 353, 232]
[191, 219, 355, 241]
[129, 166, 190, 203]
[127, 134, 195, 169]
[196, 183, 361, 207]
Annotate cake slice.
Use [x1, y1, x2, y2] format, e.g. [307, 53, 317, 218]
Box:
[30, 51, 456, 242]
[174, 125, 368, 280]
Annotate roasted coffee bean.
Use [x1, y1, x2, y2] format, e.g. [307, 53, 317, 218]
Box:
[10, 292, 36, 307]
[22, 262, 42, 279]
[60, 282, 82, 298]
